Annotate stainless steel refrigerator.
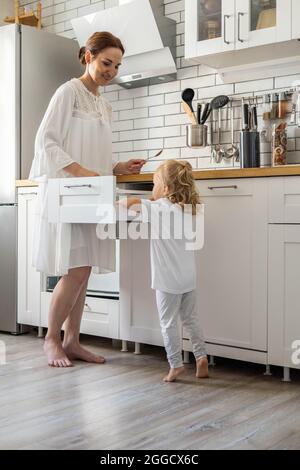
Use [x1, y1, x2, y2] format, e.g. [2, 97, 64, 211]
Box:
[0, 24, 81, 333]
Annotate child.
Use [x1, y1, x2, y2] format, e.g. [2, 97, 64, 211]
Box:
[122, 160, 208, 382]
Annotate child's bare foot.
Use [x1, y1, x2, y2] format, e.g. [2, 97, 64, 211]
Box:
[163, 366, 185, 382]
[44, 338, 73, 368]
[196, 356, 209, 378]
[63, 342, 105, 364]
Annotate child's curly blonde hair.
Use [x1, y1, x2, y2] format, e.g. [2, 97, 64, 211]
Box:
[156, 160, 201, 214]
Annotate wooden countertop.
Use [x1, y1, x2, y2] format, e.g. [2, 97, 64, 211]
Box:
[16, 165, 300, 187]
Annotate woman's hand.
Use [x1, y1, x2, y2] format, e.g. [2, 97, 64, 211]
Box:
[113, 159, 146, 175]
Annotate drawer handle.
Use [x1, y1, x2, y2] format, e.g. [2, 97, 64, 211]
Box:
[208, 185, 238, 190]
[64, 184, 92, 189]
[19, 192, 38, 195]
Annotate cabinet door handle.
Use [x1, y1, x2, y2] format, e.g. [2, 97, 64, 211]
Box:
[64, 184, 92, 189]
[223, 15, 230, 44]
[238, 12, 245, 43]
[208, 185, 238, 190]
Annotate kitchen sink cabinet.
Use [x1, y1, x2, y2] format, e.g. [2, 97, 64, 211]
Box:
[183, 178, 269, 361]
[185, 0, 292, 68]
[17, 189, 41, 327]
[268, 225, 300, 371]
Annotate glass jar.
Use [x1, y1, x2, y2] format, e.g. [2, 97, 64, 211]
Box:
[207, 20, 219, 39]
[272, 122, 287, 166]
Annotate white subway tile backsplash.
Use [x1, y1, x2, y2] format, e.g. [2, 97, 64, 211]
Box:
[149, 126, 181, 138]
[164, 136, 186, 148]
[150, 103, 181, 117]
[134, 117, 164, 129]
[119, 108, 148, 120]
[119, 129, 149, 141]
[134, 139, 164, 151]
[119, 87, 148, 100]
[134, 95, 164, 109]
[113, 120, 134, 132]
[149, 81, 180, 96]
[181, 75, 215, 90]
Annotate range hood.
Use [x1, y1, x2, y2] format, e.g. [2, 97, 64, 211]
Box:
[71, 0, 177, 88]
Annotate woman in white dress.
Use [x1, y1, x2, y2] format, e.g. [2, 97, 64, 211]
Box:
[29, 32, 145, 367]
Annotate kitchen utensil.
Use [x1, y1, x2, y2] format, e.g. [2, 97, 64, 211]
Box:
[211, 94, 230, 110]
[182, 101, 198, 125]
[146, 148, 164, 161]
[200, 102, 211, 124]
[197, 103, 202, 125]
[224, 101, 239, 161]
[211, 108, 225, 163]
[186, 124, 208, 148]
[182, 88, 195, 113]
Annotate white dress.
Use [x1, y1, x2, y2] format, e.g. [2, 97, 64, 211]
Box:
[29, 78, 117, 275]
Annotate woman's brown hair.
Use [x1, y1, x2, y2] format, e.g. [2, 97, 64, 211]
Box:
[79, 31, 125, 65]
[156, 160, 201, 215]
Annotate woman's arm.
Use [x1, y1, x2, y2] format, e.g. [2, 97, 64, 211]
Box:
[63, 162, 99, 177]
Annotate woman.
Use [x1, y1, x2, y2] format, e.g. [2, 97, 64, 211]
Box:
[29, 32, 145, 367]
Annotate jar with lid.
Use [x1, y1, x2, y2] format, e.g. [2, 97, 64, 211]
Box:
[206, 20, 219, 39]
[272, 122, 288, 166]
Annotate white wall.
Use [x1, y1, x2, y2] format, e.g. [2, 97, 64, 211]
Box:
[19, 0, 300, 170]
[0, 0, 14, 26]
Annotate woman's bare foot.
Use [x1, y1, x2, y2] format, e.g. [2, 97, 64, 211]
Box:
[163, 366, 185, 382]
[196, 356, 209, 378]
[63, 342, 105, 364]
[44, 338, 73, 368]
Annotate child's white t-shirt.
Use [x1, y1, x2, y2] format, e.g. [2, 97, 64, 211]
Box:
[141, 198, 204, 294]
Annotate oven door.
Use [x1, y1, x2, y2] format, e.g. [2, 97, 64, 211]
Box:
[46, 240, 120, 299]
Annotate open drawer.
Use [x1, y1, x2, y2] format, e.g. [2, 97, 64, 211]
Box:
[48, 176, 152, 224]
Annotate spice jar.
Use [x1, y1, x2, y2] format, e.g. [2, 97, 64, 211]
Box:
[207, 20, 219, 39]
[278, 92, 288, 119]
[272, 122, 288, 166]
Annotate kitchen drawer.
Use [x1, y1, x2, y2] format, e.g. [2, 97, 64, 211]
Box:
[197, 178, 258, 197]
[269, 177, 300, 223]
[41, 292, 119, 339]
[48, 177, 152, 225]
[48, 176, 116, 224]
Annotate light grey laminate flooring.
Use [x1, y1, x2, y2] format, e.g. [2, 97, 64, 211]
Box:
[0, 331, 300, 450]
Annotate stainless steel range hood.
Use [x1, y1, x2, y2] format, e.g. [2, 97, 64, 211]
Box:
[71, 0, 177, 88]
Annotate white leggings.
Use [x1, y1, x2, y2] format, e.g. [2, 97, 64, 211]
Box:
[155, 290, 207, 369]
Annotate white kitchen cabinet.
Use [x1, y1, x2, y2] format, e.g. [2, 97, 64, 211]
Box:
[268, 225, 300, 370]
[119, 238, 163, 347]
[269, 177, 300, 224]
[185, 0, 292, 67]
[41, 292, 119, 339]
[292, 0, 300, 39]
[235, 0, 291, 50]
[185, 0, 235, 60]
[183, 178, 268, 355]
[17, 189, 41, 327]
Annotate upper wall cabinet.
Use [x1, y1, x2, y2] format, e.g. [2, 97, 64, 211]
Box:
[185, 0, 236, 59]
[185, 0, 300, 73]
[235, 0, 291, 50]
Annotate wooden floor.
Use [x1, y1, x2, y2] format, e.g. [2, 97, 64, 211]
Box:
[1, 331, 300, 450]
